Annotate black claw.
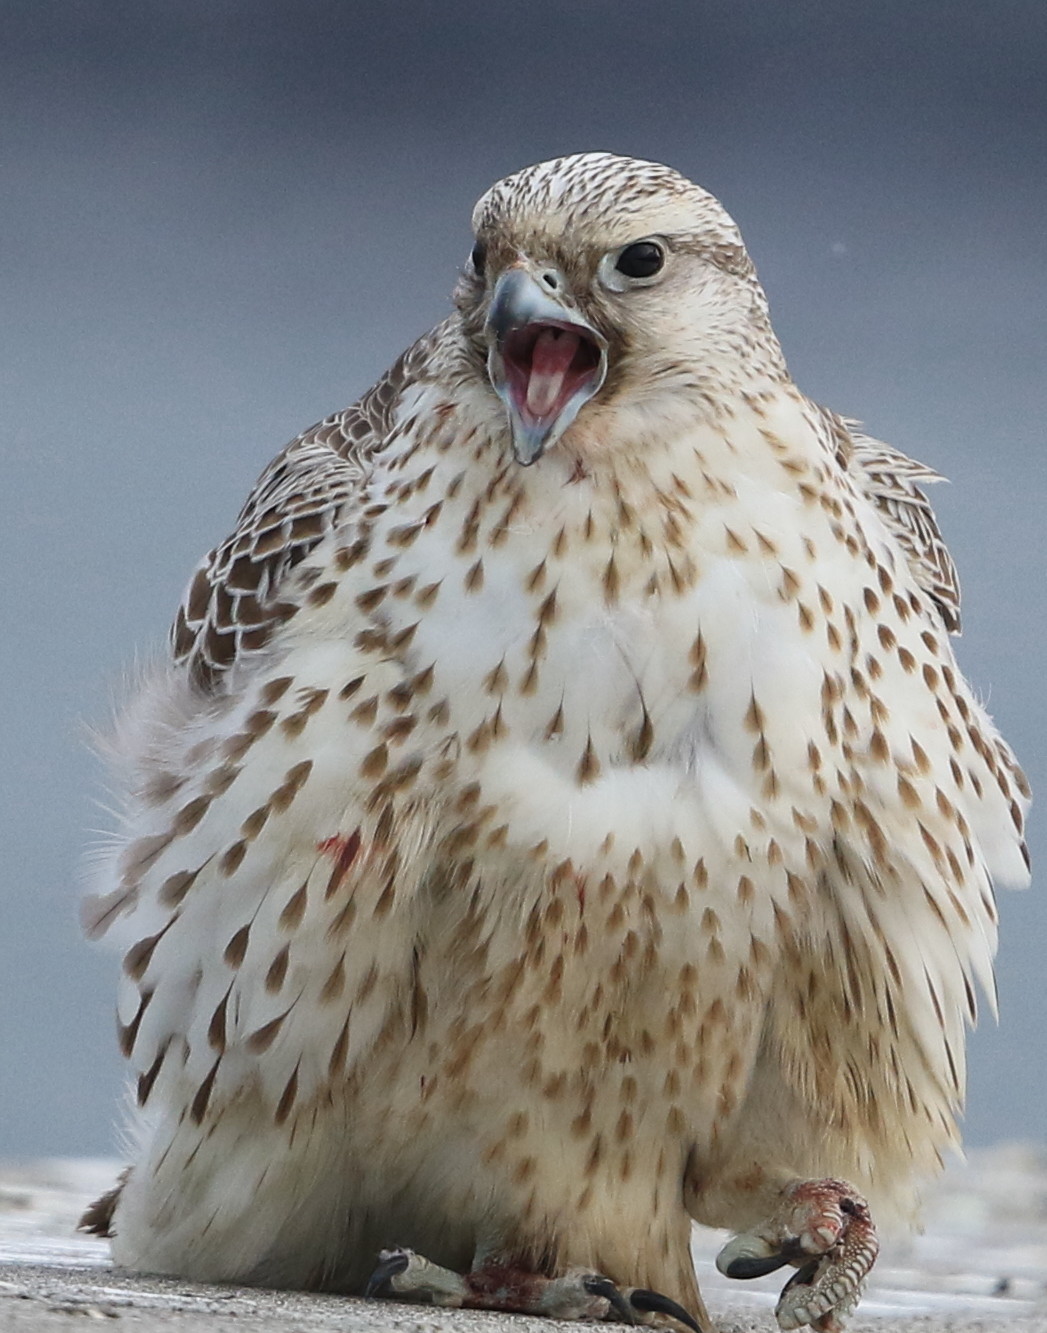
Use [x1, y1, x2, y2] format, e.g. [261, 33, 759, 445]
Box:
[779, 1259, 821, 1296]
[584, 1275, 637, 1324]
[629, 1288, 703, 1333]
[721, 1252, 791, 1280]
[365, 1249, 411, 1297]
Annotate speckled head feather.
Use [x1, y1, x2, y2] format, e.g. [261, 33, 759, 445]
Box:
[470, 151, 757, 284]
[476, 152, 713, 225]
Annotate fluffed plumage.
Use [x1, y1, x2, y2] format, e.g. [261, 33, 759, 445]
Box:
[83, 152, 1029, 1332]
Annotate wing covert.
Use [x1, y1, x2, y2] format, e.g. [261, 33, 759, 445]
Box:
[827, 413, 963, 634]
[171, 346, 418, 689]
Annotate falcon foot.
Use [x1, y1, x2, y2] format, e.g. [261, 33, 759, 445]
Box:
[715, 1178, 879, 1333]
[366, 1247, 702, 1329]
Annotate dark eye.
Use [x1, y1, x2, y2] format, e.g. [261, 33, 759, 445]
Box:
[471, 240, 487, 277]
[615, 241, 664, 279]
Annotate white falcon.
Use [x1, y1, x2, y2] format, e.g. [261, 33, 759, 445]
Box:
[82, 153, 1030, 1333]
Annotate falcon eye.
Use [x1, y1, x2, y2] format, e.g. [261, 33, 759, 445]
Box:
[471, 240, 487, 277]
[615, 241, 665, 279]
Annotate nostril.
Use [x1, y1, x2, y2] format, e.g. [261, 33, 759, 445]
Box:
[539, 270, 560, 292]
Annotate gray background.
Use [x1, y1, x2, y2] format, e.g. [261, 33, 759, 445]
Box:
[2, 0, 1044, 1159]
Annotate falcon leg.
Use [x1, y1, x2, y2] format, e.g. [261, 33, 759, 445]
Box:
[367, 1247, 702, 1329]
[715, 1179, 878, 1333]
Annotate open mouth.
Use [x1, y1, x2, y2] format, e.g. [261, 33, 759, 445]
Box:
[499, 321, 604, 428]
[483, 266, 608, 464]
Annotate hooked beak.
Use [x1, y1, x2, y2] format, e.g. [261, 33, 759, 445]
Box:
[484, 267, 607, 465]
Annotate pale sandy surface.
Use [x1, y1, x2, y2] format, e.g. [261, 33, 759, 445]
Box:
[1, 1148, 1045, 1332]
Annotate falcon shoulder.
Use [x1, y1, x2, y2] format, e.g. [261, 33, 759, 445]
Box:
[825, 410, 963, 634]
[171, 336, 431, 689]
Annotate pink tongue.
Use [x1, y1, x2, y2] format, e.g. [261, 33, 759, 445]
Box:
[526, 327, 581, 417]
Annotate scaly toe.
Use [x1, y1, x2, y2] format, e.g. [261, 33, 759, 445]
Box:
[774, 1194, 877, 1333]
[716, 1179, 878, 1332]
[780, 1179, 858, 1259]
[365, 1247, 468, 1306]
[454, 1264, 624, 1320]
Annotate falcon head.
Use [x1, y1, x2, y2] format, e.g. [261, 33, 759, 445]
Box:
[456, 151, 782, 466]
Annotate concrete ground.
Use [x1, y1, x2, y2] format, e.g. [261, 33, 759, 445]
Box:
[2, 1259, 1047, 1333]
[1, 1151, 1045, 1333]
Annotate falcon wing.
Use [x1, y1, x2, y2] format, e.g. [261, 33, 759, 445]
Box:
[830, 418, 1029, 813]
[171, 338, 426, 689]
[85, 330, 450, 1140]
[831, 415, 962, 634]
[830, 414, 1030, 829]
